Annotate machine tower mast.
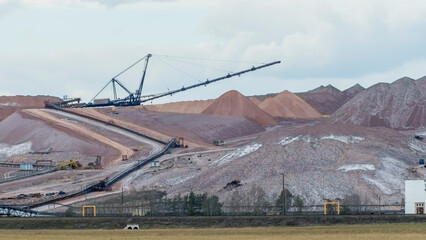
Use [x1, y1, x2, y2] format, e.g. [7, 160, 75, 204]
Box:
[85, 54, 281, 107]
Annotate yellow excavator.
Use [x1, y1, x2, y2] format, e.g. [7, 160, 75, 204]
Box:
[57, 160, 82, 170]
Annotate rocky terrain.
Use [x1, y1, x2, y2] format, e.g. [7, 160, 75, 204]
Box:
[0, 76, 424, 210]
[297, 84, 365, 115]
[131, 121, 425, 205]
[331, 77, 425, 129]
[0, 96, 59, 121]
[144, 99, 214, 114]
[93, 107, 265, 145]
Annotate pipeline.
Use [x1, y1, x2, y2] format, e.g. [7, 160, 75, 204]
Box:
[0, 168, 56, 185]
[0, 205, 61, 217]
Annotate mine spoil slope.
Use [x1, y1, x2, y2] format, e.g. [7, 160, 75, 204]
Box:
[0, 111, 119, 161]
[331, 77, 426, 129]
[137, 120, 421, 206]
[259, 90, 323, 119]
[0, 96, 59, 122]
[249, 97, 263, 105]
[144, 99, 214, 114]
[0, 96, 59, 108]
[297, 84, 363, 115]
[202, 90, 277, 126]
[96, 107, 265, 145]
[343, 83, 365, 99]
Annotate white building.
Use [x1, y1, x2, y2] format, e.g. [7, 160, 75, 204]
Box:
[405, 180, 426, 214]
[150, 161, 160, 168]
[19, 163, 33, 171]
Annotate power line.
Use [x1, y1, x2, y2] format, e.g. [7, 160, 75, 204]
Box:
[154, 56, 202, 83]
[156, 55, 234, 74]
[153, 54, 265, 65]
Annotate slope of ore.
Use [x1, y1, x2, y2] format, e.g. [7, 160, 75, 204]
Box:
[297, 85, 349, 115]
[249, 97, 263, 105]
[0, 95, 59, 108]
[129, 120, 424, 206]
[331, 77, 426, 129]
[258, 90, 323, 119]
[0, 112, 118, 160]
[144, 99, 214, 114]
[343, 83, 365, 98]
[0, 107, 16, 122]
[202, 90, 277, 126]
[417, 76, 426, 88]
[96, 107, 265, 144]
[0, 95, 59, 122]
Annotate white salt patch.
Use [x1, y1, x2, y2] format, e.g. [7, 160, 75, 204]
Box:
[338, 164, 375, 172]
[409, 142, 425, 154]
[161, 175, 195, 186]
[0, 102, 18, 107]
[279, 134, 364, 145]
[302, 135, 313, 143]
[279, 136, 300, 146]
[361, 157, 408, 195]
[362, 176, 394, 195]
[320, 134, 365, 143]
[62, 118, 79, 124]
[216, 142, 262, 166]
[0, 141, 32, 157]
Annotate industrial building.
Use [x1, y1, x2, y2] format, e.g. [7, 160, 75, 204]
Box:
[405, 180, 426, 214]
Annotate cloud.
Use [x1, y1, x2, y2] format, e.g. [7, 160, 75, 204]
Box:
[19, 0, 179, 8]
[0, 0, 23, 18]
[85, 0, 176, 7]
[200, 0, 426, 79]
[1, 0, 426, 103]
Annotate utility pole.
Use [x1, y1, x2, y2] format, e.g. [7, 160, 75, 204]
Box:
[121, 187, 124, 206]
[378, 194, 381, 213]
[281, 173, 286, 215]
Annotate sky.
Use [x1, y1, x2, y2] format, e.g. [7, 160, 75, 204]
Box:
[1, 0, 426, 104]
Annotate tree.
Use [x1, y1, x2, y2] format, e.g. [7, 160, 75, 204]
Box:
[64, 207, 76, 217]
[202, 194, 223, 216]
[275, 188, 293, 213]
[168, 193, 184, 216]
[181, 191, 223, 216]
[227, 189, 244, 215]
[183, 191, 198, 216]
[341, 193, 361, 214]
[246, 184, 270, 215]
[294, 195, 304, 213]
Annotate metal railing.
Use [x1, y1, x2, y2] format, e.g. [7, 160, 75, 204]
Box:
[0, 168, 56, 184]
[62, 203, 405, 217]
[25, 138, 176, 209]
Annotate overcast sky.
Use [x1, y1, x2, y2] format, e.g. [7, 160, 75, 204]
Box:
[1, 0, 426, 104]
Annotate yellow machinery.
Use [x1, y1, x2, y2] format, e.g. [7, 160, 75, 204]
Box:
[82, 205, 96, 217]
[57, 160, 82, 170]
[324, 202, 340, 215]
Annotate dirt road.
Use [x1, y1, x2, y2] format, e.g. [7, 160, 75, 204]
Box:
[43, 109, 163, 154]
[24, 109, 134, 166]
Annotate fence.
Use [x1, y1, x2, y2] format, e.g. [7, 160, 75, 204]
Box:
[68, 203, 404, 217]
[0, 168, 56, 184]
